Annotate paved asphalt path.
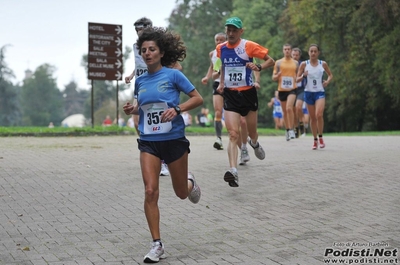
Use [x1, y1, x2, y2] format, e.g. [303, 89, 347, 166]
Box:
[0, 135, 399, 265]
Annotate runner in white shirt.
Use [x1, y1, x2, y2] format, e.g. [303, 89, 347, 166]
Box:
[297, 44, 333, 150]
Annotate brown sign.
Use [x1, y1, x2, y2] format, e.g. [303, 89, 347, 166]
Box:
[88, 22, 123, 80]
[88, 57, 122, 70]
[88, 46, 122, 58]
[88, 23, 122, 35]
[88, 37, 122, 47]
[88, 70, 122, 81]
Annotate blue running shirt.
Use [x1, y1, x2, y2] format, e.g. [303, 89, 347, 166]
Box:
[134, 67, 195, 141]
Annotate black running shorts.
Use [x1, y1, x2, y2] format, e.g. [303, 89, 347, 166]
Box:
[278, 90, 296, 102]
[223, 86, 258, 116]
[212, 81, 223, 96]
[137, 137, 191, 164]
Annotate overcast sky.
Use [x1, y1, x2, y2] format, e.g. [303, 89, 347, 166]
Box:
[1, 0, 178, 93]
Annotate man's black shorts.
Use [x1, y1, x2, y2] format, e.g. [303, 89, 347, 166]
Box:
[278, 90, 296, 102]
[223, 86, 258, 116]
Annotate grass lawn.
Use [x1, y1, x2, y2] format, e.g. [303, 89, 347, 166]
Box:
[0, 126, 399, 137]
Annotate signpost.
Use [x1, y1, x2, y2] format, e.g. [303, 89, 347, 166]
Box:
[88, 22, 123, 127]
[88, 22, 122, 80]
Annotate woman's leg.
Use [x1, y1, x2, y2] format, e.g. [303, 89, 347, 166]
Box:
[167, 151, 191, 200]
[307, 104, 317, 139]
[315, 98, 326, 135]
[273, 117, 279, 130]
[140, 152, 162, 240]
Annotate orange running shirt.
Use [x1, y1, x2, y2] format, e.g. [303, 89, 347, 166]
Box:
[216, 39, 268, 91]
[273, 58, 298, 91]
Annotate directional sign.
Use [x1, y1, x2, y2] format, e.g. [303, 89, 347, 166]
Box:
[88, 70, 122, 81]
[88, 22, 122, 81]
[88, 57, 123, 70]
[88, 36, 122, 47]
[88, 46, 123, 58]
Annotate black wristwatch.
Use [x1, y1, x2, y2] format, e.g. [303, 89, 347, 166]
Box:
[256, 63, 262, 71]
[173, 105, 181, 115]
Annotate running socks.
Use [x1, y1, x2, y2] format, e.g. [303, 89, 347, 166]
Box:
[153, 239, 162, 246]
[215, 120, 223, 138]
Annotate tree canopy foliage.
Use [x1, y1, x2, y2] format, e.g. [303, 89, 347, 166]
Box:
[1, 0, 399, 131]
[283, 0, 400, 131]
[168, 0, 400, 131]
[168, 0, 233, 114]
[21, 64, 64, 126]
[0, 46, 21, 126]
[63, 81, 89, 118]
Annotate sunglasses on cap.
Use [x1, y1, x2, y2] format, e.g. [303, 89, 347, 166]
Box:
[134, 24, 149, 30]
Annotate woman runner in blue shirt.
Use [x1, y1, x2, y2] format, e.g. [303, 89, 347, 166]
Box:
[122, 27, 203, 263]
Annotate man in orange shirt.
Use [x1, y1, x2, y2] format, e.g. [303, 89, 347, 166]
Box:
[272, 44, 298, 141]
[216, 17, 274, 187]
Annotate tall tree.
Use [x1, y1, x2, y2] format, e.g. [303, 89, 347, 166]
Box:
[21, 64, 64, 126]
[169, 0, 233, 114]
[231, 0, 287, 126]
[82, 80, 115, 120]
[370, 0, 400, 130]
[285, 0, 400, 131]
[0, 45, 21, 126]
[62, 80, 89, 117]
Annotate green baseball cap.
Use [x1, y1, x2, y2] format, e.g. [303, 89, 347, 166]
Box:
[225, 17, 243, 29]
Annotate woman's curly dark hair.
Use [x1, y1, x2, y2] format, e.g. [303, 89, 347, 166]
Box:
[137, 27, 186, 66]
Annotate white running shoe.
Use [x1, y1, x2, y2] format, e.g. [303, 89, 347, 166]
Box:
[213, 137, 223, 150]
[143, 241, 165, 263]
[160, 162, 169, 176]
[247, 138, 265, 160]
[289, 130, 296, 139]
[187, 172, 201, 204]
[286, 131, 290, 141]
[239, 148, 250, 165]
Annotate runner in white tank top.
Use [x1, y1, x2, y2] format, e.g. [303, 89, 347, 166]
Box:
[297, 44, 333, 150]
[200, 33, 227, 150]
